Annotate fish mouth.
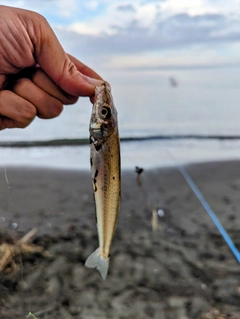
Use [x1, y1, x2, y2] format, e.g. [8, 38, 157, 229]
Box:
[96, 82, 111, 96]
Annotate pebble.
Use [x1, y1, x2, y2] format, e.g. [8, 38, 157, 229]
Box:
[189, 297, 211, 318]
[131, 258, 146, 285]
[80, 307, 107, 319]
[144, 258, 171, 289]
[96, 289, 111, 310]
[59, 307, 73, 319]
[46, 256, 71, 277]
[46, 276, 62, 300]
[111, 252, 133, 276]
[73, 290, 97, 309]
[18, 267, 43, 291]
[72, 265, 87, 290]
[213, 276, 240, 305]
[168, 297, 187, 309]
[146, 303, 166, 319]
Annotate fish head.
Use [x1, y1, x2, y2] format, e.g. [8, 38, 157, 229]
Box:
[90, 83, 118, 140]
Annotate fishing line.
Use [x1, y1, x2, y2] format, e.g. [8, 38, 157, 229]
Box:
[4, 167, 10, 189]
[166, 149, 240, 263]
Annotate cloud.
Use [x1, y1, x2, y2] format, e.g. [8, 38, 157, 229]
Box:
[54, 10, 240, 72]
[4, 0, 240, 71]
[154, 13, 230, 46]
[62, 13, 240, 53]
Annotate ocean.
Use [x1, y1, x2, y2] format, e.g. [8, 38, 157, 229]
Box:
[1, 66, 240, 170]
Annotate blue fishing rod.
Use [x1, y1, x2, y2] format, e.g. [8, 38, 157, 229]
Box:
[167, 150, 240, 263]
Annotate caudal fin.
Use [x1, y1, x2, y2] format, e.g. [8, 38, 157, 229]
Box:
[84, 248, 109, 280]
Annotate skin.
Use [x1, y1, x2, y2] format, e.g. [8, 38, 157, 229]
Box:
[0, 5, 103, 130]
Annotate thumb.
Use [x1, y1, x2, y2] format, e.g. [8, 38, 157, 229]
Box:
[28, 13, 102, 97]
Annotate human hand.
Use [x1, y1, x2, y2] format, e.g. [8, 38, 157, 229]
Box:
[0, 5, 103, 130]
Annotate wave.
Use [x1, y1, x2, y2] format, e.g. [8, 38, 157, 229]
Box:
[0, 134, 240, 147]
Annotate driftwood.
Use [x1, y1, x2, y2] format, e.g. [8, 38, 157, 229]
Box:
[0, 228, 48, 272]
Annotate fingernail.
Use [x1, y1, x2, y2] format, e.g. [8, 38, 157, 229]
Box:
[85, 76, 104, 87]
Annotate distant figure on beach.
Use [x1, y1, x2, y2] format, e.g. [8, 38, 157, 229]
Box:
[135, 166, 144, 186]
[0, 5, 103, 130]
[169, 77, 178, 87]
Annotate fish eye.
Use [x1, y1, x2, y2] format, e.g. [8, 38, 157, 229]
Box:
[101, 108, 108, 116]
[101, 107, 111, 119]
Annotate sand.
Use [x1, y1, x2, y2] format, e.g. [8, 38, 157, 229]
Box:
[0, 161, 240, 318]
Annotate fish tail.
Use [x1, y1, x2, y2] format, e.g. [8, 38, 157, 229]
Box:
[84, 248, 109, 280]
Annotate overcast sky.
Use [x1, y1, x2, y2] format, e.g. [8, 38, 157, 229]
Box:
[2, 0, 240, 73]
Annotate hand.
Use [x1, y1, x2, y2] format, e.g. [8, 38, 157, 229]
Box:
[0, 5, 103, 130]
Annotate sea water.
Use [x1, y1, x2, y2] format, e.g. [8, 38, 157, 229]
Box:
[1, 66, 240, 169]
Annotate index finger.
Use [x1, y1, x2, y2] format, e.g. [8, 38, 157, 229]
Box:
[26, 12, 102, 97]
[67, 54, 103, 81]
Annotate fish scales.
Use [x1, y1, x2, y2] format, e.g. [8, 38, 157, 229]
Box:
[93, 134, 120, 254]
[85, 83, 121, 280]
[96, 141, 119, 252]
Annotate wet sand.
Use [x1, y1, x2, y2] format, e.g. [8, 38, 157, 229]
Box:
[0, 161, 240, 318]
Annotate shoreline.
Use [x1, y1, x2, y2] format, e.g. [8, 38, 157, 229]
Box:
[1, 138, 240, 171]
[1, 134, 240, 147]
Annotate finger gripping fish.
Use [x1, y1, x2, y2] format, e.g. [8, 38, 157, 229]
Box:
[85, 83, 121, 280]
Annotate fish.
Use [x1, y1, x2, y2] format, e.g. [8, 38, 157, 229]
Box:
[85, 82, 121, 280]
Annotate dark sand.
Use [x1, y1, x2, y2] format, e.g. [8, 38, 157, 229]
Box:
[0, 161, 240, 318]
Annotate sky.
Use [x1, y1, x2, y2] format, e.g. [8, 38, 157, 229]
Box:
[1, 1, 240, 76]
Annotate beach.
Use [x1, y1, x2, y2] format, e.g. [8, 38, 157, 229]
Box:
[0, 161, 240, 318]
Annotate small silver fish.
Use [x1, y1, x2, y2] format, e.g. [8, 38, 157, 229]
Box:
[85, 83, 121, 280]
